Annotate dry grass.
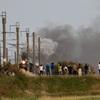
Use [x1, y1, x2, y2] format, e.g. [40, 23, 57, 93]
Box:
[39, 95, 100, 100]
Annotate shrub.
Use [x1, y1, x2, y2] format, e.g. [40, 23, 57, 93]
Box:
[3, 63, 19, 74]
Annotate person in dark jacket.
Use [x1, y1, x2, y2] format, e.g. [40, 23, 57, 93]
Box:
[78, 63, 81, 69]
[51, 63, 55, 75]
[84, 63, 88, 75]
[68, 65, 72, 75]
[73, 63, 78, 75]
[46, 63, 50, 75]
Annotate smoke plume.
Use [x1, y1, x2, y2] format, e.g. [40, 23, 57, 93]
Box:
[36, 16, 100, 70]
[20, 15, 100, 72]
[28, 37, 58, 64]
[21, 52, 27, 60]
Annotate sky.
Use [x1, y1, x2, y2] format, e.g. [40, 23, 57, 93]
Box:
[0, 0, 100, 31]
[0, 0, 100, 70]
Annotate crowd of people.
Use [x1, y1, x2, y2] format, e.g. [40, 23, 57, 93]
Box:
[36, 62, 92, 76]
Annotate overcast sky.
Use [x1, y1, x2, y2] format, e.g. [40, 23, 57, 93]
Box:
[0, 0, 100, 65]
[0, 0, 100, 32]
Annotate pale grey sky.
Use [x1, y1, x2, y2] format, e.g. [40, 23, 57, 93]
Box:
[0, 0, 100, 64]
[0, 0, 100, 32]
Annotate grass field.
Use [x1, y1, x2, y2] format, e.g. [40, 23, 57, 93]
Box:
[1, 73, 100, 99]
[39, 95, 100, 100]
[1, 95, 100, 100]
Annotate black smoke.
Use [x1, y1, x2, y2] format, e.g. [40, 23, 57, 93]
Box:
[21, 52, 27, 60]
[37, 16, 100, 71]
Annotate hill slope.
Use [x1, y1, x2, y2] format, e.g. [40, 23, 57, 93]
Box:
[0, 73, 100, 99]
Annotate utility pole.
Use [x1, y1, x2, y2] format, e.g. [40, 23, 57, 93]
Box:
[33, 32, 35, 74]
[6, 48, 8, 63]
[16, 23, 19, 69]
[21, 28, 30, 71]
[26, 28, 30, 71]
[38, 37, 41, 66]
[2, 12, 6, 66]
[15, 52, 16, 64]
[10, 22, 20, 69]
[0, 44, 1, 65]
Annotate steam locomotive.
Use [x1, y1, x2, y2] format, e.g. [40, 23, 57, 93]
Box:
[19, 60, 33, 72]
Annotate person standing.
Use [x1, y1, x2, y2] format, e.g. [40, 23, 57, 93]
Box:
[58, 64, 62, 75]
[98, 62, 100, 74]
[73, 63, 78, 75]
[46, 63, 50, 75]
[39, 64, 44, 76]
[84, 63, 88, 75]
[51, 63, 55, 75]
[88, 66, 92, 75]
[63, 66, 68, 75]
[78, 63, 82, 76]
[68, 65, 72, 75]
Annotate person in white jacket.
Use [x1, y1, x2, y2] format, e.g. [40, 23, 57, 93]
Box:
[39, 64, 44, 76]
[98, 62, 100, 74]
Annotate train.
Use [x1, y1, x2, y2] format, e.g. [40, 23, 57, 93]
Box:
[19, 60, 33, 72]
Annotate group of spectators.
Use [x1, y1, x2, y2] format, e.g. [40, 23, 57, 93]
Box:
[58, 63, 91, 76]
[71, 63, 91, 75]
[37, 62, 92, 76]
[38, 62, 55, 76]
